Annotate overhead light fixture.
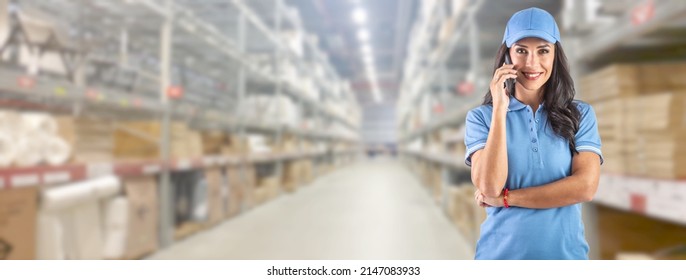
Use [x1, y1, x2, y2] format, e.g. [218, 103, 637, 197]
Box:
[363, 54, 373, 64]
[352, 8, 366, 25]
[357, 29, 369, 42]
[361, 44, 372, 55]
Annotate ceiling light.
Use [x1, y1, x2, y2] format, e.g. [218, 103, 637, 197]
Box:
[352, 8, 366, 24]
[363, 54, 373, 64]
[357, 29, 369, 42]
[361, 44, 372, 55]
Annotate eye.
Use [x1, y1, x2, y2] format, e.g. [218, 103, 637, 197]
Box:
[515, 48, 527, 54]
[538, 49, 550, 54]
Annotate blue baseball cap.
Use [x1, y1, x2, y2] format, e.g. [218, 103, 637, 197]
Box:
[502, 7, 560, 48]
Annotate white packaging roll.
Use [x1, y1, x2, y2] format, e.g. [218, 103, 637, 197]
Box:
[102, 196, 129, 229]
[0, 110, 22, 132]
[14, 131, 44, 166]
[102, 197, 129, 259]
[0, 129, 15, 167]
[69, 201, 103, 259]
[36, 213, 66, 260]
[102, 230, 127, 260]
[21, 112, 57, 133]
[94, 176, 121, 199]
[42, 175, 120, 211]
[44, 136, 71, 166]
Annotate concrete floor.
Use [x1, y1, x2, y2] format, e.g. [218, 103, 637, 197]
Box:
[148, 157, 474, 259]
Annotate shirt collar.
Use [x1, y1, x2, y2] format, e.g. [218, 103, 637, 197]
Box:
[507, 97, 545, 112]
[507, 97, 527, 111]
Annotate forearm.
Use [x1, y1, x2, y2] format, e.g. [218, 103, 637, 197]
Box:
[472, 111, 508, 198]
[508, 174, 596, 209]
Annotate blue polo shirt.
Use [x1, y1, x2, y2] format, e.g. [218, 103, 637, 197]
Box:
[464, 97, 602, 260]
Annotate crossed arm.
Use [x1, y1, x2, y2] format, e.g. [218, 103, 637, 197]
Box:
[471, 149, 601, 209]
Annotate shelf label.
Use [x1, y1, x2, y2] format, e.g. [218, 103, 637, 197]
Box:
[142, 164, 161, 174]
[86, 89, 98, 99]
[11, 174, 39, 188]
[630, 193, 647, 214]
[17, 76, 35, 88]
[167, 86, 184, 99]
[54, 87, 67, 97]
[631, 0, 655, 26]
[43, 172, 71, 185]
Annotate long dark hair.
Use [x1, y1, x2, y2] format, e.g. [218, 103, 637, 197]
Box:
[482, 42, 580, 153]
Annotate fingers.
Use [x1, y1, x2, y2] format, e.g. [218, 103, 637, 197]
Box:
[490, 67, 518, 91]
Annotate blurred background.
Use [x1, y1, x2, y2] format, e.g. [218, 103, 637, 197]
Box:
[0, 0, 685, 260]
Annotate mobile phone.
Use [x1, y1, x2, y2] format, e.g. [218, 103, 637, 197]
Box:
[504, 53, 515, 95]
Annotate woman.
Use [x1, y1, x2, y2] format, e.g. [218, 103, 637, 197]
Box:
[464, 7, 603, 259]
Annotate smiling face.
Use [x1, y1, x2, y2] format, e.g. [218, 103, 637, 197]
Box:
[509, 37, 555, 94]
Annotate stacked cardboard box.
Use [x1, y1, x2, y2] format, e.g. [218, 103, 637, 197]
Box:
[242, 165, 256, 209]
[113, 121, 160, 160]
[122, 177, 158, 260]
[113, 121, 204, 160]
[201, 131, 226, 155]
[282, 160, 301, 193]
[221, 134, 247, 157]
[254, 176, 280, 205]
[205, 168, 226, 226]
[628, 92, 686, 179]
[299, 160, 313, 184]
[225, 166, 244, 218]
[56, 116, 114, 163]
[581, 62, 686, 178]
[0, 188, 37, 260]
[597, 205, 686, 260]
[170, 123, 203, 159]
[445, 184, 487, 247]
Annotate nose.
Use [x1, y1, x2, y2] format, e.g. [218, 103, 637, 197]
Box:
[525, 52, 538, 68]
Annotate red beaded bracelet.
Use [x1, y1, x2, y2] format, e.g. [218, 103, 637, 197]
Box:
[503, 188, 510, 208]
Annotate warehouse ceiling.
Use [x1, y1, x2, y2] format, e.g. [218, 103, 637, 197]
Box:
[287, 0, 418, 104]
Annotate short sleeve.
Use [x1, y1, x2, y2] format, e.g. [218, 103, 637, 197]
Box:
[464, 109, 490, 167]
[575, 103, 603, 164]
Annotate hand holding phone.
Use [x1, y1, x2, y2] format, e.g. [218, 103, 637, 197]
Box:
[504, 53, 515, 95]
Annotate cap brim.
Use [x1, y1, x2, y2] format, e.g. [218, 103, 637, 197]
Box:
[505, 29, 557, 48]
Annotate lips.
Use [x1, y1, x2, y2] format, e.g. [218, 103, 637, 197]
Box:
[522, 72, 543, 81]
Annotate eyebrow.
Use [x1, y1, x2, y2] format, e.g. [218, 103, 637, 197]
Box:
[513, 43, 551, 49]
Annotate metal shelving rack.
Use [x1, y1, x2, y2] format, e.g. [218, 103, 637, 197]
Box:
[395, 0, 561, 210]
[563, 0, 686, 228]
[0, 0, 362, 249]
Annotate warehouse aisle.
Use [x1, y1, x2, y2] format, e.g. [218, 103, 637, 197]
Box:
[148, 157, 474, 259]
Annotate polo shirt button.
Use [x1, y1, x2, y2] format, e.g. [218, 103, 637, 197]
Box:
[532, 139, 537, 143]
[535, 119, 539, 123]
[533, 147, 538, 152]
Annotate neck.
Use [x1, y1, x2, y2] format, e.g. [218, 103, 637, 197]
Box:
[515, 84, 544, 112]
